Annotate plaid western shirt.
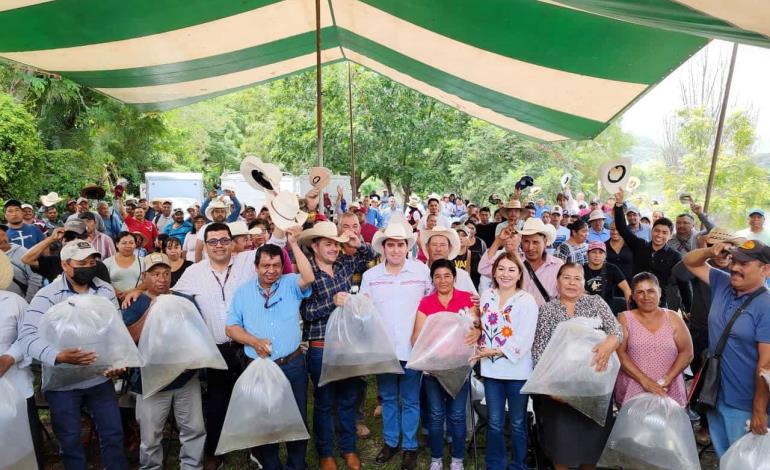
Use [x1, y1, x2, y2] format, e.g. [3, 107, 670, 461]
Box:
[301, 244, 376, 341]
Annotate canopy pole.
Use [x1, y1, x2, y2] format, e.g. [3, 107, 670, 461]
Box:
[703, 42, 738, 213]
[347, 62, 358, 199]
[315, 0, 323, 166]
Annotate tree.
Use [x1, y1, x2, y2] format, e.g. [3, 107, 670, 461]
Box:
[0, 92, 45, 200]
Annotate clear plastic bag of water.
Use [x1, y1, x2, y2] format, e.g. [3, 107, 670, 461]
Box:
[521, 316, 619, 425]
[216, 358, 308, 454]
[721, 431, 770, 470]
[138, 294, 227, 397]
[39, 295, 144, 390]
[407, 312, 476, 397]
[0, 377, 37, 469]
[319, 295, 402, 387]
[598, 393, 700, 470]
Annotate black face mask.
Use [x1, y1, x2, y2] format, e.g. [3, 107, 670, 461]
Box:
[71, 265, 99, 285]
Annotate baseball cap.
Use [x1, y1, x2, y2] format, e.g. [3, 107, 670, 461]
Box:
[748, 207, 766, 217]
[144, 252, 171, 271]
[60, 240, 99, 261]
[588, 209, 606, 222]
[172, 207, 184, 214]
[625, 205, 640, 215]
[455, 226, 470, 237]
[3, 199, 21, 209]
[587, 240, 606, 252]
[76, 197, 88, 204]
[21, 203, 34, 210]
[66, 199, 77, 205]
[78, 211, 96, 221]
[730, 239, 770, 264]
[63, 219, 87, 235]
[125, 198, 138, 207]
[551, 205, 563, 216]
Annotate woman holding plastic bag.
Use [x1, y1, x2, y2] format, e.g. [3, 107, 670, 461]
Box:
[470, 252, 538, 470]
[410, 259, 480, 470]
[530, 262, 623, 470]
[614, 272, 693, 407]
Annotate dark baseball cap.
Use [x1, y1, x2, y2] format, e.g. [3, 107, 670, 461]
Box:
[3, 199, 21, 209]
[730, 239, 770, 265]
[78, 211, 96, 221]
[63, 219, 87, 235]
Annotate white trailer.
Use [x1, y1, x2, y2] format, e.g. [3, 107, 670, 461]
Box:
[220, 172, 353, 210]
[144, 172, 205, 211]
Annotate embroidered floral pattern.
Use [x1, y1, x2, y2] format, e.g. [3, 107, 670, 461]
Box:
[481, 292, 521, 362]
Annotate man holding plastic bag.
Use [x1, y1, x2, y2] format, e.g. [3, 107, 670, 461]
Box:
[121, 252, 209, 469]
[359, 216, 431, 469]
[18, 240, 130, 469]
[300, 221, 376, 470]
[684, 239, 770, 456]
[225, 227, 314, 469]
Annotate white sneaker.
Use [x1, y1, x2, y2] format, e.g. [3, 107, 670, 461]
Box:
[450, 459, 464, 470]
[429, 459, 443, 470]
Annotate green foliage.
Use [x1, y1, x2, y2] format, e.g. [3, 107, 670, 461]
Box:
[0, 92, 45, 200]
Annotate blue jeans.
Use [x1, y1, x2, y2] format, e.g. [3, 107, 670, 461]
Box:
[376, 362, 422, 451]
[254, 353, 308, 469]
[708, 395, 755, 457]
[484, 378, 529, 470]
[423, 375, 469, 459]
[46, 380, 128, 470]
[307, 346, 358, 457]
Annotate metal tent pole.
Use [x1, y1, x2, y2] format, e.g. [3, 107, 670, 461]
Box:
[347, 62, 358, 198]
[315, 0, 324, 166]
[703, 42, 738, 213]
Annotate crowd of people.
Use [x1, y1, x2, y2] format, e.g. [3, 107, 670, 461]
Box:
[1, 176, 769, 470]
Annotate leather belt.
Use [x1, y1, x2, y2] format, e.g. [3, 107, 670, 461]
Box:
[309, 340, 325, 349]
[274, 346, 303, 366]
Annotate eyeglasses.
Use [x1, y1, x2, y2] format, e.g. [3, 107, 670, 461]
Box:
[206, 238, 232, 247]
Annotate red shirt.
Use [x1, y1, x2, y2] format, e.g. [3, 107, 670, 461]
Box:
[124, 216, 158, 251]
[418, 289, 474, 316]
[360, 223, 378, 243]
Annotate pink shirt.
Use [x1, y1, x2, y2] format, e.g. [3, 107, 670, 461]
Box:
[418, 289, 474, 316]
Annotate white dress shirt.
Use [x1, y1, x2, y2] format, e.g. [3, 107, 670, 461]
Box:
[173, 250, 258, 343]
[0, 292, 33, 397]
[359, 260, 431, 361]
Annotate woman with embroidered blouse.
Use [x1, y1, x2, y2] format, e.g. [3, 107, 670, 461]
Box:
[531, 262, 623, 470]
[471, 252, 538, 470]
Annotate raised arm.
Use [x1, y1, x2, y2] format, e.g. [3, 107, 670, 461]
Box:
[286, 226, 314, 290]
[21, 227, 64, 268]
[612, 189, 645, 252]
[682, 244, 724, 285]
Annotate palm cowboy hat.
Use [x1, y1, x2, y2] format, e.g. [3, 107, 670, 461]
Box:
[599, 158, 632, 193]
[266, 191, 308, 231]
[372, 213, 416, 256]
[705, 227, 746, 246]
[625, 176, 641, 193]
[80, 184, 106, 200]
[296, 221, 349, 246]
[308, 167, 332, 190]
[505, 199, 522, 210]
[560, 173, 572, 188]
[240, 155, 282, 194]
[419, 226, 461, 260]
[0, 250, 12, 290]
[39, 192, 63, 207]
[520, 218, 556, 245]
[407, 195, 421, 208]
[204, 199, 230, 221]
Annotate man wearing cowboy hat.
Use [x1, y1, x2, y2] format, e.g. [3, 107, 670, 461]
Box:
[298, 221, 376, 470]
[359, 215, 431, 469]
[494, 197, 523, 237]
[586, 209, 610, 243]
[404, 195, 424, 232]
[193, 198, 232, 262]
[420, 225, 477, 294]
[226, 226, 314, 470]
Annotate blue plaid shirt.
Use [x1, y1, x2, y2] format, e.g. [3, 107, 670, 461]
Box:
[301, 244, 375, 341]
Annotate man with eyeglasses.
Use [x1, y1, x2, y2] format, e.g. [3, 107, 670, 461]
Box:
[225, 226, 314, 469]
[121, 252, 206, 469]
[172, 222, 261, 469]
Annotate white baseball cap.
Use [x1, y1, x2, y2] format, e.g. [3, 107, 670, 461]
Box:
[60, 240, 99, 261]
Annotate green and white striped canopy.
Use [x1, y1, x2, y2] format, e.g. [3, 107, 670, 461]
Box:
[0, 0, 764, 141]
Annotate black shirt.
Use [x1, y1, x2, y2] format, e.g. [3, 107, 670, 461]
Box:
[454, 250, 480, 289]
[605, 240, 634, 283]
[476, 222, 499, 248]
[170, 260, 193, 287]
[584, 263, 625, 302]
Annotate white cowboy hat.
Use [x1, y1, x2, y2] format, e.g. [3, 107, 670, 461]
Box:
[599, 158, 632, 193]
[419, 226, 461, 260]
[560, 173, 572, 188]
[0, 251, 12, 290]
[520, 218, 556, 245]
[296, 221, 350, 246]
[372, 213, 416, 256]
[266, 191, 308, 231]
[240, 155, 282, 194]
[309, 167, 332, 190]
[228, 221, 249, 237]
[625, 176, 641, 192]
[588, 209, 606, 222]
[407, 195, 421, 208]
[40, 192, 63, 207]
[205, 199, 230, 222]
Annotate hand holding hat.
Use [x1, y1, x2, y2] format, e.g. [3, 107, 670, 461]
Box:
[309, 167, 331, 190]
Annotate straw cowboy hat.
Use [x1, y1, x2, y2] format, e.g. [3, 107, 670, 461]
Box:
[407, 195, 421, 208]
[39, 192, 63, 207]
[309, 167, 331, 190]
[296, 221, 350, 246]
[599, 158, 632, 193]
[706, 227, 746, 246]
[0, 251, 12, 290]
[505, 198, 522, 210]
[520, 218, 556, 246]
[372, 213, 416, 256]
[240, 155, 282, 193]
[80, 184, 106, 200]
[205, 199, 230, 222]
[419, 225, 461, 260]
[266, 191, 308, 231]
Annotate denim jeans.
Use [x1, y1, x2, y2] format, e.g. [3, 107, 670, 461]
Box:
[254, 353, 308, 469]
[708, 395, 755, 457]
[377, 362, 422, 451]
[46, 380, 128, 470]
[484, 378, 529, 470]
[423, 375, 469, 459]
[307, 346, 358, 457]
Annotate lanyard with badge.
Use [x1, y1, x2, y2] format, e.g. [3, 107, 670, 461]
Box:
[211, 266, 232, 302]
[258, 280, 282, 309]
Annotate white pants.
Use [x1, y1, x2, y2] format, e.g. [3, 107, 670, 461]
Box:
[136, 375, 206, 470]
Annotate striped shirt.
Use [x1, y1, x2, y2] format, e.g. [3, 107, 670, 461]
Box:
[19, 275, 118, 391]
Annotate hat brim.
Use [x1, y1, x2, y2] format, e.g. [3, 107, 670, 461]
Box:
[730, 249, 760, 264]
[371, 231, 416, 256]
[309, 167, 332, 189]
[599, 159, 632, 193]
[80, 186, 106, 200]
[205, 204, 231, 222]
[296, 228, 349, 246]
[520, 227, 556, 246]
[240, 156, 282, 193]
[419, 228, 461, 261]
